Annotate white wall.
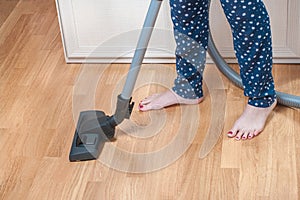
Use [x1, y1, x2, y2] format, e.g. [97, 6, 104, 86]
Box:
[56, 0, 300, 63]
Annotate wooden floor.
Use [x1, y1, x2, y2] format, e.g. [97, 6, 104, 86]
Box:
[0, 0, 19, 27]
[0, 0, 299, 199]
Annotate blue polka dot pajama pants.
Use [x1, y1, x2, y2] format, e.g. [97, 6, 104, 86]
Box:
[170, 0, 276, 108]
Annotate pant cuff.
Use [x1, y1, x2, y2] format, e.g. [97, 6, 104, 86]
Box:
[248, 93, 277, 108]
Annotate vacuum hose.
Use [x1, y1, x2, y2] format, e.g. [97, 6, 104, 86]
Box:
[207, 33, 300, 108]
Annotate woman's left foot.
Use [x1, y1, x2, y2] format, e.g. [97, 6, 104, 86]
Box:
[227, 100, 277, 140]
[139, 89, 203, 111]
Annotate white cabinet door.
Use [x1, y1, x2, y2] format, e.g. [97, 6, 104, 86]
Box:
[56, 0, 300, 63]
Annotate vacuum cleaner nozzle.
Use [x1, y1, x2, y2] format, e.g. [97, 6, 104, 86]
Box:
[69, 110, 116, 162]
[69, 96, 134, 162]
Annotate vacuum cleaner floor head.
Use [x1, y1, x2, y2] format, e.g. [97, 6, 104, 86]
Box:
[69, 110, 115, 162]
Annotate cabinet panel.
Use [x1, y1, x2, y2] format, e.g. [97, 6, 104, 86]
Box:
[56, 0, 300, 63]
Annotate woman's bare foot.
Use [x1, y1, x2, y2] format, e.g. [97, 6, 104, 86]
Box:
[227, 100, 277, 140]
[139, 89, 203, 111]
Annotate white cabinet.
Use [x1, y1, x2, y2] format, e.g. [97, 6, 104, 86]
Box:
[56, 0, 300, 63]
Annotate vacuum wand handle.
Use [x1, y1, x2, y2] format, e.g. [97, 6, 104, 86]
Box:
[121, 0, 163, 99]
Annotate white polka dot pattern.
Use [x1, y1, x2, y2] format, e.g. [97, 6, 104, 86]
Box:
[170, 0, 276, 107]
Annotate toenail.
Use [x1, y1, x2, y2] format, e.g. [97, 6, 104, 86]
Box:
[235, 136, 240, 140]
[227, 131, 233, 135]
[139, 105, 144, 108]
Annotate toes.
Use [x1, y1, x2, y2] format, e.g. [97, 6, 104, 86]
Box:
[235, 130, 256, 140]
[235, 131, 245, 141]
[253, 130, 261, 136]
[244, 130, 259, 140]
[248, 132, 254, 139]
[248, 130, 262, 139]
[140, 94, 159, 105]
[227, 124, 240, 138]
[227, 129, 238, 138]
[138, 102, 162, 111]
[138, 104, 151, 111]
[241, 132, 249, 140]
[138, 103, 151, 111]
[138, 103, 145, 111]
[227, 129, 243, 140]
[139, 100, 147, 105]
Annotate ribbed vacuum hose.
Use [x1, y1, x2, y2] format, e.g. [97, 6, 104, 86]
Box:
[207, 33, 300, 108]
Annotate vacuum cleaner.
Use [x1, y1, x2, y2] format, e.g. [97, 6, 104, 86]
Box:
[69, 0, 163, 161]
[69, 0, 300, 162]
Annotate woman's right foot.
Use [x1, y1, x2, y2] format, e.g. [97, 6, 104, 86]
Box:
[139, 89, 203, 111]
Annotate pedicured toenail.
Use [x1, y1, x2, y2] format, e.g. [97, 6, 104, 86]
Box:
[227, 131, 233, 136]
